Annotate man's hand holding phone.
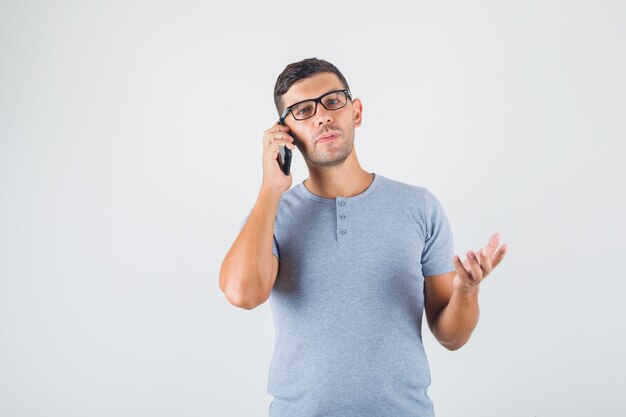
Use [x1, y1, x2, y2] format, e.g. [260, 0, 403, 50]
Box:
[261, 121, 296, 196]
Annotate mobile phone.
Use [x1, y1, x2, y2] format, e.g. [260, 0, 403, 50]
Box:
[277, 118, 292, 176]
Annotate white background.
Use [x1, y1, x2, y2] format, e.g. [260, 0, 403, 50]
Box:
[1, 1, 625, 416]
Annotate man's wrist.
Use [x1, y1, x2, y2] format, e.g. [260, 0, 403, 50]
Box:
[258, 185, 283, 203]
[453, 284, 480, 298]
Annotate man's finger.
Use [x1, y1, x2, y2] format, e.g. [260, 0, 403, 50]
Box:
[269, 133, 293, 143]
[485, 232, 501, 257]
[479, 248, 493, 276]
[453, 255, 471, 282]
[491, 244, 508, 269]
[466, 250, 483, 282]
[462, 257, 472, 270]
[272, 122, 290, 131]
[271, 141, 295, 154]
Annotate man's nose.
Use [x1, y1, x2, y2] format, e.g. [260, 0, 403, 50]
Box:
[314, 104, 333, 126]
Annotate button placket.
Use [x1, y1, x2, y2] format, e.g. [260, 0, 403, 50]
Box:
[336, 198, 348, 241]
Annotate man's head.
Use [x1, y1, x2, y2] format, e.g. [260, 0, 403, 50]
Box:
[273, 57, 363, 169]
[274, 58, 351, 115]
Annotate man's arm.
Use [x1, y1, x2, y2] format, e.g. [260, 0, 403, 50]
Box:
[424, 271, 479, 351]
[424, 235, 508, 350]
[220, 121, 295, 310]
[219, 187, 281, 310]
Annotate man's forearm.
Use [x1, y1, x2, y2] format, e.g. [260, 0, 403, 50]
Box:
[219, 187, 281, 308]
[432, 284, 480, 351]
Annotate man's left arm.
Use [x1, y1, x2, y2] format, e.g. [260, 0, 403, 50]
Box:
[424, 232, 508, 351]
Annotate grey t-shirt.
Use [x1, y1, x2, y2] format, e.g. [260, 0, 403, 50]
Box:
[239, 173, 455, 417]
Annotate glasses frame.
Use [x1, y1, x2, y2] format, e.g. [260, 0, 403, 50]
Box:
[280, 89, 352, 123]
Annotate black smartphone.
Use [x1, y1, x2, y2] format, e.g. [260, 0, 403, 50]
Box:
[277, 118, 292, 176]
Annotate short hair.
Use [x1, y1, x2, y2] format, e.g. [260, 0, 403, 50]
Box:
[273, 57, 351, 115]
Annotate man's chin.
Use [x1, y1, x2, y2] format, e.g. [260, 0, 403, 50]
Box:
[311, 152, 351, 167]
[303, 141, 353, 166]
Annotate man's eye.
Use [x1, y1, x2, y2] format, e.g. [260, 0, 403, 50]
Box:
[326, 99, 339, 105]
[297, 107, 312, 115]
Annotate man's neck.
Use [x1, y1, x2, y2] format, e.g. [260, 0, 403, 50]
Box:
[303, 162, 375, 199]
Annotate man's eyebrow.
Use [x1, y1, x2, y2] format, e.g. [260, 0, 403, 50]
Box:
[288, 88, 343, 107]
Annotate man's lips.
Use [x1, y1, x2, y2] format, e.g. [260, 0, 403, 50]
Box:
[317, 132, 339, 143]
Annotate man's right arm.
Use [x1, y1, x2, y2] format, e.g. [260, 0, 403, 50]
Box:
[220, 121, 295, 309]
[219, 187, 281, 310]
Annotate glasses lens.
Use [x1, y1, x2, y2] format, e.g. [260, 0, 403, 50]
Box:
[291, 101, 316, 120]
[320, 91, 348, 110]
[289, 91, 350, 121]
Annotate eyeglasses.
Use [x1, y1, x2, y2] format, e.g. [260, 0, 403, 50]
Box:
[280, 89, 352, 122]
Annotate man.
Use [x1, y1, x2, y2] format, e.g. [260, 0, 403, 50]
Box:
[219, 57, 508, 417]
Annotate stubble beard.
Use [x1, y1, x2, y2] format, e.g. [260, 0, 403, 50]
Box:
[296, 128, 354, 168]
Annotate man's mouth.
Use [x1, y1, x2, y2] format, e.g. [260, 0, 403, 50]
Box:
[317, 132, 339, 143]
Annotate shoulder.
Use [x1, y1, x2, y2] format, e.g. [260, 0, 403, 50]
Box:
[375, 174, 431, 203]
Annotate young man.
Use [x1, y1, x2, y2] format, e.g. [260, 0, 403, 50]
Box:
[219, 57, 508, 417]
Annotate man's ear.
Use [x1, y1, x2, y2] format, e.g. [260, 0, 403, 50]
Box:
[352, 98, 363, 128]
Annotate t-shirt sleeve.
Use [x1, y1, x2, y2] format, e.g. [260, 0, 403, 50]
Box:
[239, 208, 280, 260]
[421, 189, 455, 276]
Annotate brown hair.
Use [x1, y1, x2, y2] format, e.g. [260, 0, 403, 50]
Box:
[273, 57, 350, 115]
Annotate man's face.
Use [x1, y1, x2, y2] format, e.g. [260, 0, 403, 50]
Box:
[280, 72, 362, 168]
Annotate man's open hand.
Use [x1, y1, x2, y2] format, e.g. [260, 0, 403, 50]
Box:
[452, 232, 508, 292]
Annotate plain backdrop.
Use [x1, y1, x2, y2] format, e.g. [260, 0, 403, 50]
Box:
[1, 1, 625, 416]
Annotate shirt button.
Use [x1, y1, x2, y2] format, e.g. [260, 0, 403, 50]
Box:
[339, 214, 346, 219]
[339, 229, 346, 234]
[338, 201, 345, 206]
